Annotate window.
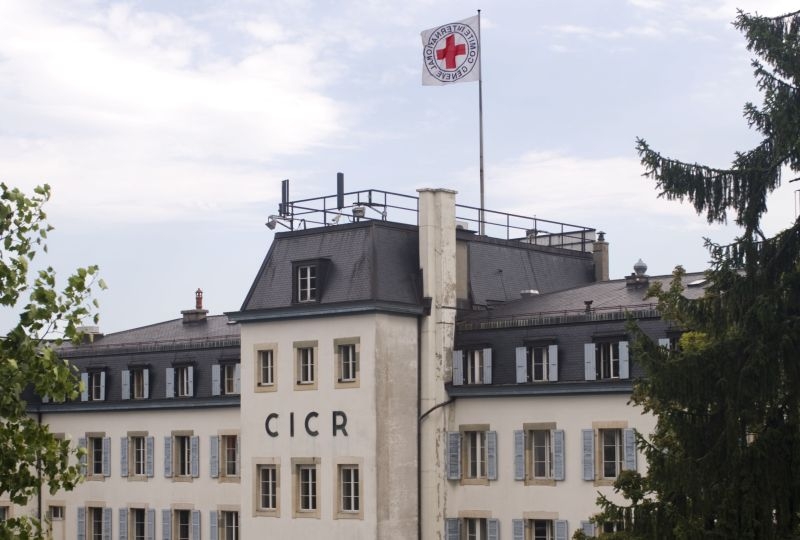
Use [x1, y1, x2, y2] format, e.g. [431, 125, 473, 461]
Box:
[166, 433, 198, 480]
[80, 371, 106, 401]
[292, 458, 320, 517]
[509, 518, 568, 540]
[258, 349, 275, 387]
[175, 510, 191, 540]
[293, 342, 318, 390]
[297, 265, 317, 302]
[337, 464, 362, 519]
[447, 427, 497, 483]
[212, 363, 241, 396]
[130, 508, 146, 540]
[601, 429, 623, 479]
[177, 436, 191, 477]
[584, 341, 629, 381]
[166, 365, 194, 398]
[48, 505, 64, 520]
[122, 434, 153, 479]
[532, 519, 553, 540]
[464, 431, 486, 479]
[339, 344, 357, 382]
[82, 507, 110, 540]
[82, 435, 109, 478]
[132, 368, 147, 399]
[90, 437, 103, 475]
[0, 506, 7, 521]
[257, 464, 279, 513]
[132, 436, 146, 476]
[221, 435, 239, 477]
[219, 511, 239, 540]
[582, 425, 636, 484]
[531, 430, 551, 479]
[465, 518, 487, 539]
[452, 348, 492, 386]
[445, 517, 500, 540]
[515, 425, 564, 484]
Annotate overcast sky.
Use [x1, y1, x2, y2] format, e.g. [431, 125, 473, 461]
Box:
[1, 0, 798, 334]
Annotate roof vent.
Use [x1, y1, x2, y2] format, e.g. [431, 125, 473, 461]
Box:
[520, 289, 540, 297]
[626, 259, 650, 288]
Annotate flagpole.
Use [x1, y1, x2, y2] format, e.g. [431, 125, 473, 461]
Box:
[477, 9, 485, 236]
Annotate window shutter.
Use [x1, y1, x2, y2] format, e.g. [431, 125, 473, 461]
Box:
[235, 435, 240, 476]
[211, 365, 221, 396]
[487, 430, 498, 480]
[447, 431, 461, 480]
[187, 366, 194, 397]
[514, 430, 525, 480]
[119, 508, 128, 540]
[512, 519, 525, 540]
[548, 344, 559, 382]
[658, 337, 670, 348]
[146, 436, 154, 477]
[191, 436, 200, 478]
[101, 508, 111, 540]
[445, 518, 460, 540]
[165, 368, 174, 398]
[78, 437, 87, 476]
[121, 370, 130, 400]
[487, 518, 500, 540]
[120, 437, 128, 477]
[555, 519, 568, 540]
[81, 373, 89, 401]
[77, 507, 86, 540]
[234, 364, 241, 394]
[582, 429, 595, 480]
[146, 509, 155, 540]
[99, 371, 106, 401]
[515, 346, 527, 383]
[209, 511, 218, 540]
[623, 428, 637, 471]
[142, 368, 150, 398]
[452, 350, 463, 386]
[581, 521, 595, 536]
[483, 348, 493, 384]
[210, 435, 219, 478]
[161, 509, 171, 540]
[191, 510, 200, 540]
[164, 437, 173, 478]
[42, 394, 50, 403]
[619, 341, 630, 379]
[553, 429, 565, 481]
[584, 343, 596, 380]
[103, 437, 111, 477]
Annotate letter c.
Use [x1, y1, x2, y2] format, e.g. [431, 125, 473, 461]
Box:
[265, 413, 279, 437]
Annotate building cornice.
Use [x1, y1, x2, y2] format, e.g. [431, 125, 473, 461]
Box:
[31, 395, 240, 414]
[446, 380, 634, 398]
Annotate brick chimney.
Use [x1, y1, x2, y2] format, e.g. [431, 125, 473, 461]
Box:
[593, 231, 609, 281]
[181, 288, 208, 323]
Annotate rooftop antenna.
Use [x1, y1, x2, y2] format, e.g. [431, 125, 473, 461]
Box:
[279, 179, 289, 217]
[337, 172, 344, 210]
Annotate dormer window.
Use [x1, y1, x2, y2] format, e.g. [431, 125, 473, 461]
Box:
[297, 265, 317, 302]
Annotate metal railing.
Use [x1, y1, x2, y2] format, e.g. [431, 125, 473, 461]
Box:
[456, 303, 661, 331]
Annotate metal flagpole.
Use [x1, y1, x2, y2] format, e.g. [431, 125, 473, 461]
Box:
[477, 9, 485, 235]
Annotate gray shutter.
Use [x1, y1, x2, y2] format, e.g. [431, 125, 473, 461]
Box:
[209, 511, 218, 540]
[452, 350, 463, 386]
[120, 437, 128, 477]
[483, 348, 492, 384]
[103, 507, 112, 540]
[623, 428, 637, 471]
[555, 519, 568, 540]
[99, 371, 106, 401]
[234, 364, 241, 394]
[235, 435, 240, 476]
[119, 508, 128, 540]
[211, 364, 221, 396]
[581, 521, 595, 536]
[121, 370, 130, 400]
[42, 394, 50, 403]
[445, 518, 460, 540]
[512, 519, 524, 540]
[81, 373, 89, 401]
[447, 431, 461, 480]
[515, 346, 527, 383]
[553, 429, 565, 481]
[78, 437, 87, 476]
[619, 341, 630, 379]
[487, 518, 499, 540]
[164, 437, 173, 478]
[103, 437, 111, 476]
[191, 436, 200, 478]
[161, 510, 171, 540]
[165, 368, 174, 398]
[187, 366, 194, 397]
[210, 436, 219, 478]
[191, 510, 200, 540]
[146, 509, 155, 540]
[487, 430, 498, 480]
[582, 429, 595, 480]
[584, 343, 596, 380]
[77, 507, 86, 540]
[548, 344, 559, 382]
[146, 436, 154, 477]
[658, 337, 670, 348]
[514, 430, 525, 480]
[143, 368, 149, 399]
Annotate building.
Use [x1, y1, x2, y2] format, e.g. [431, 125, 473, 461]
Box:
[7, 187, 702, 539]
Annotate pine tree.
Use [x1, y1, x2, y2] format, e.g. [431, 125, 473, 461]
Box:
[584, 8, 800, 540]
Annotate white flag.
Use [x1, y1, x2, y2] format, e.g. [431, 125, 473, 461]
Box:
[421, 15, 480, 86]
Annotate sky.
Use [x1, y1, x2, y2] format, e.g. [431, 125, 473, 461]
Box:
[1, 0, 798, 334]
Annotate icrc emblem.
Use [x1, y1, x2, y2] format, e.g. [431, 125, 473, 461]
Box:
[422, 19, 480, 84]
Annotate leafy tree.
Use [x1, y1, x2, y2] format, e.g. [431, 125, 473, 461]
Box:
[0, 183, 104, 539]
[583, 8, 800, 540]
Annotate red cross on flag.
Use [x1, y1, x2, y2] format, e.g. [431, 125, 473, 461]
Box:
[421, 15, 480, 86]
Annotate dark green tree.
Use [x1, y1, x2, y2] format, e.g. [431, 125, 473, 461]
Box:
[583, 8, 800, 540]
[0, 183, 104, 539]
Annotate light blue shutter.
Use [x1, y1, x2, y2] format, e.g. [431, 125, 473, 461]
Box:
[146, 437, 154, 477]
[146, 509, 155, 540]
[452, 350, 463, 386]
[143, 368, 149, 398]
[581, 521, 595, 536]
[483, 348, 492, 384]
[119, 508, 128, 540]
[555, 519, 568, 540]
[77, 507, 86, 540]
[161, 510, 171, 540]
[512, 519, 524, 540]
[99, 371, 106, 401]
[191, 510, 200, 540]
[103, 507, 112, 540]
[234, 364, 241, 394]
[165, 368, 174, 398]
[120, 437, 128, 477]
[553, 429, 565, 481]
[582, 429, 595, 480]
[164, 437, 173, 478]
[209, 511, 217, 540]
[487, 518, 499, 540]
[210, 436, 219, 478]
[548, 344, 559, 382]
[447, 431, 461, 480]
[78, 437, 87, 476]
[121, 370, 130, 400]
[235, 435, 240, 476]
[487, 430, 497, 480]
[81, 373, 89, 401]
[619, 341, 630, 379]
[514, 430, 525, 480]
[445, 518, 460, 540]
[515, 346, 527, 383]
[623, 428, 637, 471]
[103, 437, 111, 477]
[211, 365, 221, 396]
[190, 436, 199, 478]
[187, 366, 194, 397]
[584, 343, 596, 380]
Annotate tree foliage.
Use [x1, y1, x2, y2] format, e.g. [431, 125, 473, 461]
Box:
[0, 183, 104, 539]
[585, 8, 800, 540]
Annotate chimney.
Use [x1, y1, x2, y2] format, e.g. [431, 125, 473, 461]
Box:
[593, 231, 609, 281]
[182, 288, 209, 324]
[625, 259, 650, 288]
